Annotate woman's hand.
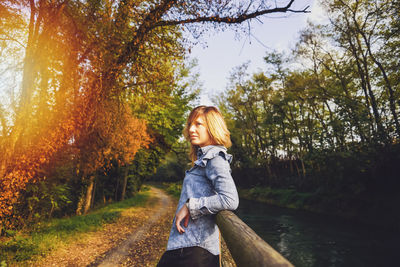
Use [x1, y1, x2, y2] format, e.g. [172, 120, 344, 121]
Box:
[175, 204, 190, 234]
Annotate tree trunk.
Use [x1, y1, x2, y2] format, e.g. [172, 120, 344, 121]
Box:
[293, 159, 301, 180]
[300, 158, 306, 178]
[115, 174, 120, 201]
[345, 28, 377, 137]
[351, 1, 400, 139]
[76, 192, 85, 216]
[90, 178, 97, 209]
[344, 16, 386, 142]
[121, 166, 129, 201]
[83, 175, 95, 214]
[363, 41, 400, 139]
[319, 56, 368, 143]
[11, 0, 39, 156]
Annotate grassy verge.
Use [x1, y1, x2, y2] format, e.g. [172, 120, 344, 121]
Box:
[238, 186, 400, 231]
[0, 189, 150, 266]
[239, 187, 315, 210]
[238, 186, 360, 216]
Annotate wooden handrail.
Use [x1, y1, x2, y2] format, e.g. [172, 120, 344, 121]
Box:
[216, 210, 294, 267]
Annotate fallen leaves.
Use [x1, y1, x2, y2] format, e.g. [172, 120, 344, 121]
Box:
[28, 187, 175, 267]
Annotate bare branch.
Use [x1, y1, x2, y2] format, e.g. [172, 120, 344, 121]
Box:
[0, 36, 26, 48]
[155, 1, 309, 27]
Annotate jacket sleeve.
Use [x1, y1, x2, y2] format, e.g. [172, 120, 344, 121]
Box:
[187, 152, 239, 220]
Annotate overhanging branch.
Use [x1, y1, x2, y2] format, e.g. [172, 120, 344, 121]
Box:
[155, 0, 310, 27]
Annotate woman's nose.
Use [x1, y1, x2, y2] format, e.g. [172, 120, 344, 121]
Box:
[189, 124, 195, 133]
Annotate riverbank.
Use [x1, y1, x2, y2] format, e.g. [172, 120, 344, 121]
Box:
[238, 186, 400, 231]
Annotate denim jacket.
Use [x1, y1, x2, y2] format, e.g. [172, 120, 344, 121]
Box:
[166, 145, 239, 255]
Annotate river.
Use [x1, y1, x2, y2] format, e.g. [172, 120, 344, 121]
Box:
[235, 198, 399, 267]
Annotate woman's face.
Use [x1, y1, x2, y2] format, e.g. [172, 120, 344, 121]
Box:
[188, 115, 213, 147]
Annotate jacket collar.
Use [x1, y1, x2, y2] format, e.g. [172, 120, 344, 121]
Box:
[197, 145, 226, 157]
[194, 145, 230, 167]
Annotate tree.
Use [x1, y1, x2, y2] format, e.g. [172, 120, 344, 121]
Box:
[0, 0, 309, 225]
[217, 0, 399, 194]
[322, 0, 399, 141]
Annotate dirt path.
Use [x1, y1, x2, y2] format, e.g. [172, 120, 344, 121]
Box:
[31, 186, 177, 267]
[90, 187, 173, 267]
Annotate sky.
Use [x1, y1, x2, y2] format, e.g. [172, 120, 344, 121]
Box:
[187, 0, 325, 106]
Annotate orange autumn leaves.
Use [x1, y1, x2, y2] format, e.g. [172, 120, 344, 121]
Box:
[0, 117, 76, 221]
[0, 93, 150, 226]
[0, 0, 154, 225]
[74, 94, 151, 178]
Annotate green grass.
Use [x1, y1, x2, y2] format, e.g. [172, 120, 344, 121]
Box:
[0, 190, 150, 264]
[239, 186, 314, 209]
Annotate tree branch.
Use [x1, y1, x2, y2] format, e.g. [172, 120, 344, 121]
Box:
[155, 1, 309, 27]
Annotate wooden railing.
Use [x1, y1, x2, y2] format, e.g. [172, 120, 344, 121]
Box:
[216, 210, 294, 267]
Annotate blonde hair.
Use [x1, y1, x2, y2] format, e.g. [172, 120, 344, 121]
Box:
[183, 106, 232, 164]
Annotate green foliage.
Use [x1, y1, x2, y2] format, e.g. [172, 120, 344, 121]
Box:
[163, 182, 183, 199]
[141, 185, 151, 191]
[13, 181, 72, 226]
[217, 0, 400, 228]
[150, 142, 190, 183]
[3, 229, 16, 237]
[240, 187, 314, 209]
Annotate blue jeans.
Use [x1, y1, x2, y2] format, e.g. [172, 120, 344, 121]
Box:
[157, 246, 219, 267]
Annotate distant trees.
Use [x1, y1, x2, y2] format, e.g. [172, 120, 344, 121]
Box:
[0, 1, 308, 228]
[218, 0, 399, 193]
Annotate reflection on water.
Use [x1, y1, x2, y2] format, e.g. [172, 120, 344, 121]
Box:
[235, 198, 399, 267]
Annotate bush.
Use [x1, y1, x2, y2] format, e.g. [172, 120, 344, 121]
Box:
[12, 181, 73, 227]
[163, 182, 182, 199]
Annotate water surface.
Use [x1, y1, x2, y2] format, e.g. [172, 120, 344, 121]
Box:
[235, 198, 399, 267]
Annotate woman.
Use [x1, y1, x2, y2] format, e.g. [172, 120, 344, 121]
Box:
[157, 106, 239, 267]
